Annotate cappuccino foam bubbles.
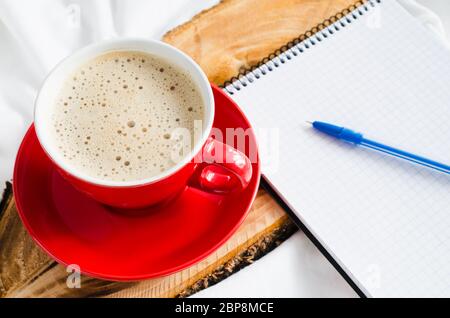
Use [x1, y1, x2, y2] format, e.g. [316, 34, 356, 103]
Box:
[51, 51, 205, 182]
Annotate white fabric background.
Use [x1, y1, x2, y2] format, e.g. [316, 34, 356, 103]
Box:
[0, 0, 447, 297]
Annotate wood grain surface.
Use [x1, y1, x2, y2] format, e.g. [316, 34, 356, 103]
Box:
[0, 0, 358, 298]
[164, 0, 359, 85]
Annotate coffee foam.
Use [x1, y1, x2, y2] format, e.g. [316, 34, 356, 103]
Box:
[51, 51, 204, 182]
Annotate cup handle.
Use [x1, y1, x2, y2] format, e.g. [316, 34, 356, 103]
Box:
[197, 138, 253, 193]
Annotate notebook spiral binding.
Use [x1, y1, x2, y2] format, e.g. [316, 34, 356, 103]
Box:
[223, 0, 382, 95]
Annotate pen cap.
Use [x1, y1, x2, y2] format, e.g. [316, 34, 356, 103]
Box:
[312, 121, 363, 144]
[312, 121, 339, 136]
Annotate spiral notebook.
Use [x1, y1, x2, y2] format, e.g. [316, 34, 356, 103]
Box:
[224, 0, 450, 297]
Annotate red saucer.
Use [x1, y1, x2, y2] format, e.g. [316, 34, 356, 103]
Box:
[13, 85, 260, 281]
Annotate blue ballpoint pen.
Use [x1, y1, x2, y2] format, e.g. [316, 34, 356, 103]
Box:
[309, 121, 450, 175]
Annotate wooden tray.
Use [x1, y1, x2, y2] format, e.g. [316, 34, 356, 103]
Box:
[0, 0, 357, 297]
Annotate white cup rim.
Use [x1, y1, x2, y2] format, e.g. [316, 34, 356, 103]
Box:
[34, 38, 214, 187]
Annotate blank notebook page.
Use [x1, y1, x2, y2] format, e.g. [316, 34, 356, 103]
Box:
[225, 0, 450, 297]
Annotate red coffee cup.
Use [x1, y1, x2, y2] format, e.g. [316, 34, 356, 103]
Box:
[34, 39, 252, 208]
